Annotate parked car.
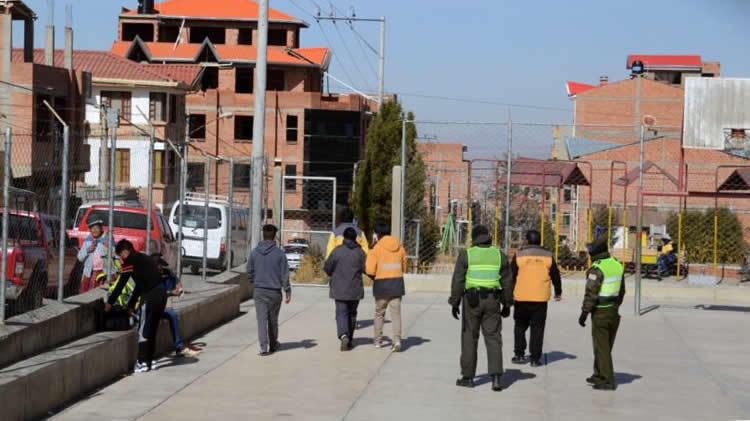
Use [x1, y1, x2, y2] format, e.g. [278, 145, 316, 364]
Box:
[68, 205, 177, 268]
[284, 244, 308, 271]
[2, 210, 81, 317]
[73, 200, 143, 230]
[168, 193, 249, 274]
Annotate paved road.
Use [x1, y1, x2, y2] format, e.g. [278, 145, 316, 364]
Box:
[52, 286, 750, 421]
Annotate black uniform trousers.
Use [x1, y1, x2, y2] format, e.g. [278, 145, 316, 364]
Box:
[513, 301, 548, 361]
[592, 305, 621, 386]
[461, 292, 503, 378]
[136, 286, 168, 368]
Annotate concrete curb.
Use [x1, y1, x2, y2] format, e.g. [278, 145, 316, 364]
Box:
[0, 271, 244, 421]
[404, 274, 750, 303]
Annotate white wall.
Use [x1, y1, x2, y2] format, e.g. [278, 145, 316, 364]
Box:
[84, 138, 167, 188]
[86, 87, 169, 125]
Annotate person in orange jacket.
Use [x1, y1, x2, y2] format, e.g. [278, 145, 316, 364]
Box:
[326, 208, 369, 259]
[366, 221, 407, 352]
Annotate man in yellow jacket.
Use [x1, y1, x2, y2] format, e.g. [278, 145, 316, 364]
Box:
[366, 221, 407, 352]
[326, 208, 369, 259]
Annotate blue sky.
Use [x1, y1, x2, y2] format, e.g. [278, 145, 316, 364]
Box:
[14, 0, 750, 155]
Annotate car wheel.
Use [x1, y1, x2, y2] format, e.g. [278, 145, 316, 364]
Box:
[191, 264, 200, 275]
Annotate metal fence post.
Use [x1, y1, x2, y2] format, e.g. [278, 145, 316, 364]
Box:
[503, 118, 513, 253]
[146, 127, 154, 255]
[202, 155, 209, 280]
[227, 157, 234, 270]
[1, 127, 12, 322]
[106, 110, 119, 280]
[57, 125, 69, 302]
[177, 116, 188, 280]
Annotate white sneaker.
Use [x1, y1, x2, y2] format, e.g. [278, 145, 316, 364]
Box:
[375, 341, 385, 349]
[391, 342, 402, 353]
[134, 361, 150, 373]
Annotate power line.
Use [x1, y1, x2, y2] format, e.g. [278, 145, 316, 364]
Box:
[315, 20, 357, 90]
[331, 18, 370, 90]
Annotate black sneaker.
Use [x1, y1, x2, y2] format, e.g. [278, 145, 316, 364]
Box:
[456, 377, 475, 388]
[511, 354, 528, 364]
[593, 383, 616, 391]
[530, 359, 544, 367]
[586, 375, 605, 385]
[340, 335, 350, 352]
[491, 375, 502, 392]
[269, 341, 281, 353]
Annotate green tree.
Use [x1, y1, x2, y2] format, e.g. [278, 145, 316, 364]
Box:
[666, 208, 746, 264]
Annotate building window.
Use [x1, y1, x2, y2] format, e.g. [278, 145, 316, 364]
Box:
[285, 165, 297, 191]
[149, 92, 167, 122]
[234, 116, 254, 141]
[235, 68, 253, 93]
[153, 150, 165, 184]
[286, 115, 298, 142]
[562, 212, 571, 227]
[159, 25, 180, 42]
[189, 114, 206, 141]
[115, 149, 130, 184]
[563, 187, 572, 203]
[187, 163, 205, 188]
[122, 23, 154, 42]
[189, 27, 226, 44]
[238, 28, 252, 45]
[267, 69, 285, 91]
[101, 91, 132, 121]
[551, 204, 557, 221]
[233, 164, 251, 188]
[268, 29, 286, 46]
[201, 67, 219, 91]
[169, 94, 178, 124]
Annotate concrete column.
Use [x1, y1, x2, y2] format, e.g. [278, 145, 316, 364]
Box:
[272, 165, 282, 229]
[64, 27, 73, 70]
[45, 25, 55, 66]
[23, 18, 33, 63]
[391, 165, 403, 241]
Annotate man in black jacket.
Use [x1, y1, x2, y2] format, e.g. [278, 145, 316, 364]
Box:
[324, 227, 366, 351]
[105, 240, 167, 373]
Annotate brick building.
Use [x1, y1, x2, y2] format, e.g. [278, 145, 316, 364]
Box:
[108, 0, 376, 227]
[417, 142, 469, 226]
[0, 1, 89, 215]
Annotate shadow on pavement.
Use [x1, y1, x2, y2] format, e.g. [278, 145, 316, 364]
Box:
[475, 369, 536, 388]
[156, 356, 200, 370]
[545, 351, 577, 365]
[278, 339, 318, 352]
[694, 304, 750, 313]
[352, 337, 375, 347]
[639, 305, 661, 316]
[615, 372, 642, 385]
[356, 319, 389, 330]
[401, 336, 431, 351]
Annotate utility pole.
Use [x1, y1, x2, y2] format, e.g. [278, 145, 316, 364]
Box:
[249, 0, 269, 250]
[315, 13, 386, 103]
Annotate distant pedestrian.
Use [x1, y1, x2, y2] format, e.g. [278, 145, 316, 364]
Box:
[579, 236, 625, 391]
[77, 219, 109, 293]
[510, 230, 562, 367]
[326, 207, 369, 259]
[449, 225, 513, 391]
[105, 240, 167, 373]
[324, 227, 366, 351]
[247, 224, 291, 356]
[366, 221, 407, 352]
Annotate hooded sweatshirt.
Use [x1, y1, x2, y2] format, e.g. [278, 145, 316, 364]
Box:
[325, 223, 370, 258]
[324, 238, 366, 301]
[247, 241, 291, 294]
[366, 235, 407, 298]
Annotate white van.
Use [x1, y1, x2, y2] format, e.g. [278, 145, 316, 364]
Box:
[168, 193, 248, 273]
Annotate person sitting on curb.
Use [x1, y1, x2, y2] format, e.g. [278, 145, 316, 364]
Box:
[153, 254, 201, 358]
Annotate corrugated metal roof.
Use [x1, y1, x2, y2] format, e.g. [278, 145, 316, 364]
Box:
[626, 54, 702, 69]
[510, 158, 590, 187]
[566, 81, 596, 96]
[683, 78, 750, 150]
[565, 137, 621, 159]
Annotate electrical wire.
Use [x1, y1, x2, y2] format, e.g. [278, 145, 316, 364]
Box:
[331, 19, 370, 90]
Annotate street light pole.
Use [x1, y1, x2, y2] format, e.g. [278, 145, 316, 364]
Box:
[249, 0, 269, 250]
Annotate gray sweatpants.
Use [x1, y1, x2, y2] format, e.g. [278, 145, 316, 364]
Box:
[254, 287, 282, 352]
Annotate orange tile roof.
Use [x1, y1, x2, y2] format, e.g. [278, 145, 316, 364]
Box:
[123, 0, 303, 23]
[110, 40, 329, 67]
[11, 49, 201, 85]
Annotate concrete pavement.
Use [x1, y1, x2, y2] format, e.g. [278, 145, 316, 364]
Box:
[51, 286, 750, 421]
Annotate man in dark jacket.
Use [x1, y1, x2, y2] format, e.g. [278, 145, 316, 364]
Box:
[247, 224, 291, 356]
[105, 240, 167, 373]
[579, 236, 626, 391]
[510, 230, 562, 367]
[449, 225, 513, 391]
[324, 227, 366, 351]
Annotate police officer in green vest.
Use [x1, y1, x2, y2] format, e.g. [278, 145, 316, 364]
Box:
[449, 225, 513, 391]
[579, 236, 626, 391]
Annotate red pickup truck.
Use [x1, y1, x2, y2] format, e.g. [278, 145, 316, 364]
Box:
[67, 205, 178, 268]
[2, 210, 81, 317]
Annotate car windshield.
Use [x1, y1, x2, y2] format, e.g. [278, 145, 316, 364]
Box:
[74, 207, 88, 228]
[172, 205, 222, 230]
[86, 210, 150, 231]
[0, 213, 39, 242]
[284, 246, 307, 254]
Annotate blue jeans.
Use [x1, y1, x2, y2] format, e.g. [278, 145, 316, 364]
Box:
[657, 253, 677, 275]
[162, 307, 184, 351]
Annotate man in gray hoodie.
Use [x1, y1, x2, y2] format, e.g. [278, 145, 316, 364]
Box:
[247, 224, 291, 356]
[324, 227, 366, 351]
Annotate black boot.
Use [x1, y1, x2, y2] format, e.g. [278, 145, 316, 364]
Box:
[593, 383, 616, 391]
[456, 376, 474, 388]
[586, 375, 605, 385]
[511, 354, 528, 364]
[491, 375, 502, 391]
